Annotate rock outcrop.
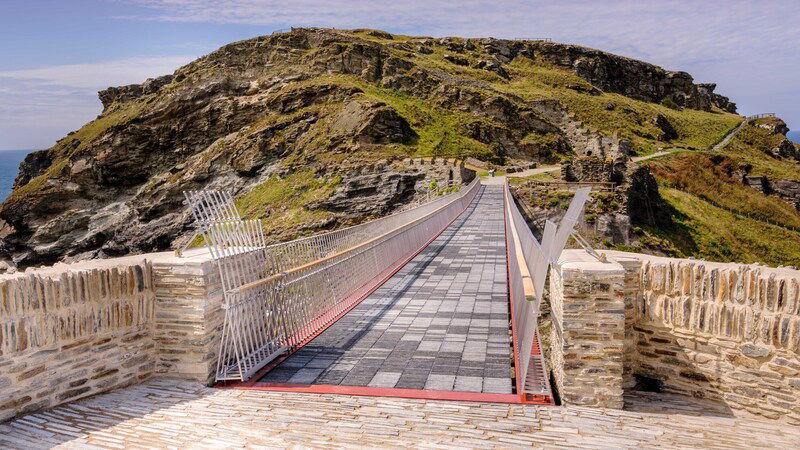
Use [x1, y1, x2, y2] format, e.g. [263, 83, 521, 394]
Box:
[13, 149, 52, 189]
[477, 39, 737, 112]
[0, 28, 740, 270]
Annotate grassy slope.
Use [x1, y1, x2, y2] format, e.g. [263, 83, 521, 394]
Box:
[236, 169, 341, 238]
[487, 57, 742, 153]
[643, 188, 800, 266]
[647, 152, 800, 229]
[721, 124, 800, 180]
[642, 133, 800, 266]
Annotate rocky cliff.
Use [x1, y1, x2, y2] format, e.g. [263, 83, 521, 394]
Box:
[1, 28, 741, 270]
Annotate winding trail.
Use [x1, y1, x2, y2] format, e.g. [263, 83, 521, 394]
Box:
[711, 119, 748, 151]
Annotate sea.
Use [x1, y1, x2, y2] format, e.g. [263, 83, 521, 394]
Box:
[789, 130, 800, 144]
[0, 149, 32, 202]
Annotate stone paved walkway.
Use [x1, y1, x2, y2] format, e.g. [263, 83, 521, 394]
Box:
[1, 378, 798, 449]
[260, 185, 513, 393]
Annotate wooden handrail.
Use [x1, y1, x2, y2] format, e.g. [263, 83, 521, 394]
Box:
[505, 186, 537, 298]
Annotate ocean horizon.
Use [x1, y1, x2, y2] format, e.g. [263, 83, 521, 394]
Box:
[0, 149, 33, 201]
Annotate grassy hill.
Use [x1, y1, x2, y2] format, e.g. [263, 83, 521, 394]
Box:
[640, 123, 800, 266]
[2, 27, 793, 269]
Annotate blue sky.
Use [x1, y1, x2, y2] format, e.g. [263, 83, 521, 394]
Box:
[1, 0, 798, 150]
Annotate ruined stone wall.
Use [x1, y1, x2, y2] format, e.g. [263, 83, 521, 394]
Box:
[551, 250, 800, 423]
[404, 157, 476, 187]
[548, 251, 626, 408]
[609, 251, 800, 423]
[0, 263, 156, 422]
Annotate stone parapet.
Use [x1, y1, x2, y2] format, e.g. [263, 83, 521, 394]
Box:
[0, 262, 156, 422]
[610, 251, 800, 423]
[551, 249, 800, 423]
[0, 248, 222, 421]
[151, 250, 223, 384]
[549, 250, 626, 408]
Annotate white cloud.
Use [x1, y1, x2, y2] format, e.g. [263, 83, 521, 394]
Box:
[126, 0, 800, 126]
[0, 56, 195, 91]
[0, 56, 195, 150]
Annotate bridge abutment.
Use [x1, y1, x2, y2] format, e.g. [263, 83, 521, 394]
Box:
[551, 249, 800, 423]
[549, 251, 627, 408]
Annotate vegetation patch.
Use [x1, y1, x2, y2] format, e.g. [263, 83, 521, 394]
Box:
[236, 168, 342, 239]
[722, 124, 800, 181]
[642, 187, 800, 267]
[647, 152, 800, 229]
[491, 57, 741, 153]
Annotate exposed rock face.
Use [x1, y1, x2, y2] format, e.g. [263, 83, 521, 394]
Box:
[756, 118, 791, 136]
[529, 99, 631, 161]
[313, 172, 422, 216]
[742, 175, 800, 210]
[473, 59, 509, 79]
[771, 180, 800, 210]
[0, 27, 738, 270]
[331, 100, 415, 144]
[13, 149, 52, 189]
[771, 139, 799, 160]
[653, 114, 678, 141]
[98, 75, 174, 109]
[625, 165, 669, 225]
[477, 40, 736, 112]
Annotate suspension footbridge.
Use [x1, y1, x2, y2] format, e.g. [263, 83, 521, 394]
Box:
[185, 176, 589, 404]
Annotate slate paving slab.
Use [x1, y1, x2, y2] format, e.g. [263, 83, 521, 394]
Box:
[259, 185, 513, 393]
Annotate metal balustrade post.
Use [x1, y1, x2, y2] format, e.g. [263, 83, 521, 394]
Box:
[503, 180, 590, 395]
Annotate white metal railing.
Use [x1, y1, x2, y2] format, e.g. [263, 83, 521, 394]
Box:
[503, 179, 590, 394]
[747, 113, 776, 120]
[185, 178, 480, 382]
[261, 180, 470, 276]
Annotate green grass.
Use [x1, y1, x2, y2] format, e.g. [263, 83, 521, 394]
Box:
[487, 57, 742, 154]
[508, 170, 560, 184]
[721, 124, 800, 181]
[284, 74, 505, 162]
[643, 188, 800, 266]
[646, 152, 800, 229]
[236, 168, 341, 237]
[359, 81, 503, 162]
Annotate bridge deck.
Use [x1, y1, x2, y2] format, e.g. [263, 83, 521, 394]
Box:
[258, 185, 514, 394]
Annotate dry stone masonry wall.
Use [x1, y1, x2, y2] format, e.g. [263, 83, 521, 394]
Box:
[151, 255, 223, 384]
[0, 263, 156, 421]
[548, 253, 626, 408]
[619, 252, 800, 423]
[551, 250, 800, 423]
[0, 249, 224, 422]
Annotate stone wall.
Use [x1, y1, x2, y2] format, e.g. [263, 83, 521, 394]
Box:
[404, 157, 476, 187]
[551, 250, 800, 423]
[0, 262, 156, 422]
[548, 251, 626, 408]
[151, 253, 223, 384]
[0, 249, 223, 422]
[615, 252, 800, 423]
